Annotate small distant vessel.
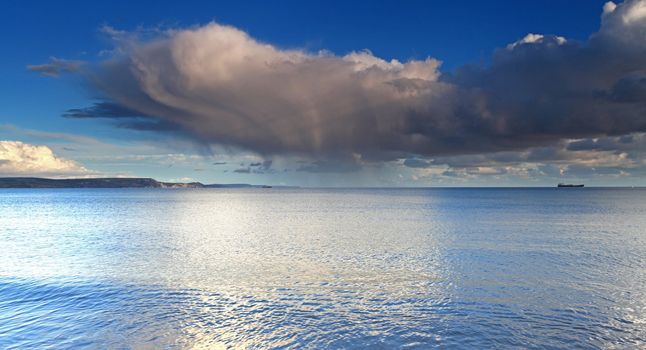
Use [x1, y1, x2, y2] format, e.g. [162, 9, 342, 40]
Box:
[261, 185, 273, 188]
[557, 183, 584, 188]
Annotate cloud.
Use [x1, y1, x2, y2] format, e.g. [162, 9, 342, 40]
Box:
[27, 57, 84, 77]
[261, 160, 273, 170]
[61, 0, 646, 169]
[403, 157, 433, 168]
[566, 136, 634, 151]
[233, 168, 250, 174]
[234, 159, 274, 174]
[68, 22, 444, 159]
[63, 102, 182, 132]
[296, 159, 362, 173]
[249, 160, 273, 170]
[0, 124, 101, 145]
[0, 141, 90, 176]
[401, 132, 646, 183]
[63, 101, 144, 119]
[506, 33, 567, 49]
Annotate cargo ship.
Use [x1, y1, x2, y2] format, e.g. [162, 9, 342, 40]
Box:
[557, 183, 584, 188]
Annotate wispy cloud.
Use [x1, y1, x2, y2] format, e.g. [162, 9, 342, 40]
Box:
[0, 124, 101, 145]
[233, 168, 250, 174]
[26, 57, 84, 77]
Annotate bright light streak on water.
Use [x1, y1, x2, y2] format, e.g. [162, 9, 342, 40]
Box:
[1, 188, 645, 348]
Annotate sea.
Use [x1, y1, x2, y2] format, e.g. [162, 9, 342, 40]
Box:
[0, 188, 645, 349]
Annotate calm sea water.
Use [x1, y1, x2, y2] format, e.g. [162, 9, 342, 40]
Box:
[0, 188, 645, 349]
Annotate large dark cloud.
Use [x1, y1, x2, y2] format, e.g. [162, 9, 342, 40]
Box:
[59, 0, 646, 163]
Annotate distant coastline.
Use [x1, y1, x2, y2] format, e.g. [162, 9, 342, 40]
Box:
[0, 177, 276, 189]
[0, 178, 642, 189]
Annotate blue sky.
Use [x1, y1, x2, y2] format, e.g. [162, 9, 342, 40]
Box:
[2, 0, 645, 186]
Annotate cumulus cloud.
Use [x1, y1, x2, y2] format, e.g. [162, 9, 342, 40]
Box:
[56, 0, 646, 170]
[66, 21, 446, 159]
[27, 57, 84, 77]
[0, 141, 90, 176]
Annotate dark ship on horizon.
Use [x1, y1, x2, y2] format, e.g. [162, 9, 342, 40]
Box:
[557, 183, 584, 188]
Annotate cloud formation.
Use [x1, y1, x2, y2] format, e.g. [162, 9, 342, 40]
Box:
[0, 141, 90, 176]
[27, 57, 84, 77]
[400, 132, 646, 184]
[67, 22, 446, 159]
[53, 1, 646, 171]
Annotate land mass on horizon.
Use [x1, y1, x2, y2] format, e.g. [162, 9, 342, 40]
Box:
[0, 177, 276, 189]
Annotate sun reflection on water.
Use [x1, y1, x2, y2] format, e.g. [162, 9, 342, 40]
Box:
[1, 188, 645, 348]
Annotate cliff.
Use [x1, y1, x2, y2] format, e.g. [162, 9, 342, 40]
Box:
[0, 177, 204, 188]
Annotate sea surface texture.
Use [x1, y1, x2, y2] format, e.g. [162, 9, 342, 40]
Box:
[1, 188, 645, 349]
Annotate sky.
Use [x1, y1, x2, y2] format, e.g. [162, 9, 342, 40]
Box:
[1, 0, 645, 186]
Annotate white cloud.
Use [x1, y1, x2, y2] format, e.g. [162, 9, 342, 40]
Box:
[0, 141, 90, 177]
[506, 33, 566, 49]
[622, 0, 646, 23]
[603, 1, 617, 15]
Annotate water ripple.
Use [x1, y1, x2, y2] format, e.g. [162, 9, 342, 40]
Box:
[1, 188, 645, 348]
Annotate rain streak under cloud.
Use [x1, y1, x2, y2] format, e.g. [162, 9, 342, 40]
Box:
[20, 0, 646, 184]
